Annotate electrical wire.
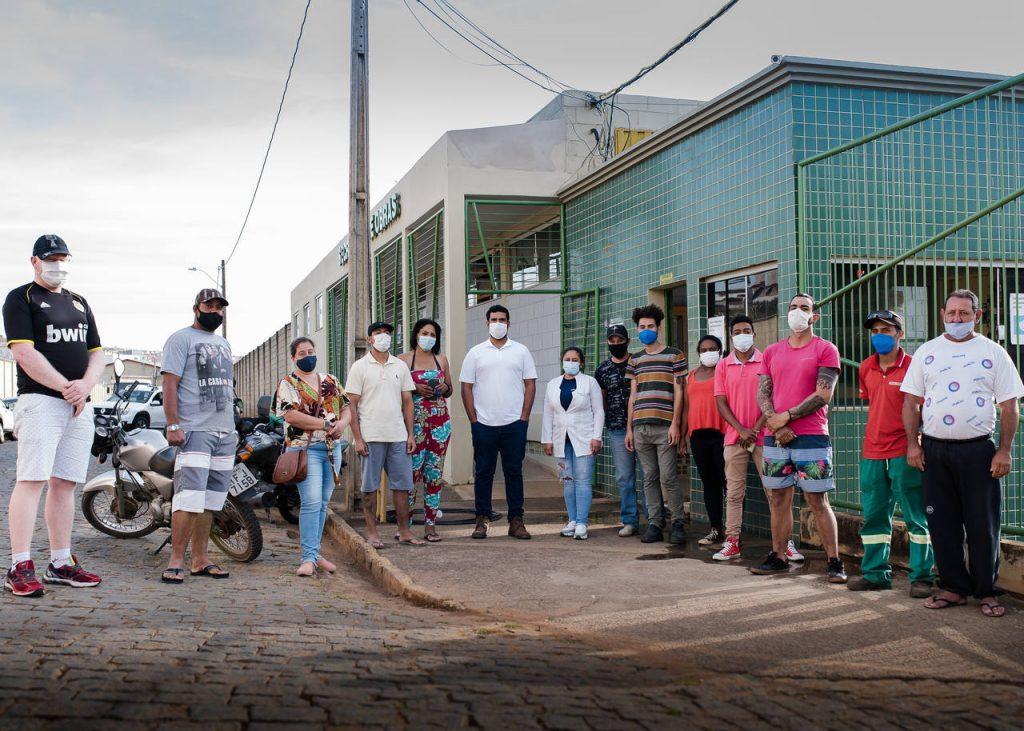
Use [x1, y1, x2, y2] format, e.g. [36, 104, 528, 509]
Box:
[402, 0, 503, 67]
[225, 0, 312, 265]
[596, 0, 740, 102]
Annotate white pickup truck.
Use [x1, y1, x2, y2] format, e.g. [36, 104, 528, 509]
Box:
[92, 387, 166, 430]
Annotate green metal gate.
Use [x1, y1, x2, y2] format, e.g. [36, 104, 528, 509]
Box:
[797, 72, 1024, 536]
[407, 209, 444, 327]
[560, 289, 601, 371]
[326, 277, 348, 381]
[373, 236, 404, 355]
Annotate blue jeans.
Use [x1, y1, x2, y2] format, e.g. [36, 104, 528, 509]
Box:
[291, 442, 341, 564]
[608, 429, 649, 527]
[472, 420, 527, 519]
[560, 440, 595, 526]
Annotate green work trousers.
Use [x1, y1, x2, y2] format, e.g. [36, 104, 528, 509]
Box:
[859, 457, 936, 586]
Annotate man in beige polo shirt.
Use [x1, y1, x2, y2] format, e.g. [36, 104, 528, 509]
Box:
[346, 321, 423, 548]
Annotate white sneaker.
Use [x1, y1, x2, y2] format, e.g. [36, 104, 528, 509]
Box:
[786, 539, 805, 562]
[618, 524, 637, 537]
[574, 523, 589, 540]
[560, 521, 577, 537]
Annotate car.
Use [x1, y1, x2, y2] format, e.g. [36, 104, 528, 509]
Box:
[0, 398, 14, 442]
[92, 387, 166, 431]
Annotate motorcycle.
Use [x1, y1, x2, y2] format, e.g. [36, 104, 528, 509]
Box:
[235, 395, 301, 524]
[82, 361, 263, 562]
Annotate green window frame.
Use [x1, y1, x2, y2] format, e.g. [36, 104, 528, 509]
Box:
[465, 198, 565, 307]
[407, 208, 444, 327]
[560, 288, 601, 373]
[326, 277, 348, 381]
[373, 236, 404, 355]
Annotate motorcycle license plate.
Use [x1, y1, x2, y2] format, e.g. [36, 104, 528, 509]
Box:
[229, 463, 259, 496]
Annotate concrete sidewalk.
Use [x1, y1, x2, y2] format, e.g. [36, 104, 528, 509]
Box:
[346, 511, 1024, 685]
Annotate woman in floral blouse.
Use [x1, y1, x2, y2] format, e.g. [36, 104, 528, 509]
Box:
[277, 337, 350, 576]
[398, 319, 452, 542]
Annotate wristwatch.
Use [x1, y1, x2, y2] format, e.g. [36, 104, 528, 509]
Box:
[167, 424, 181, 433]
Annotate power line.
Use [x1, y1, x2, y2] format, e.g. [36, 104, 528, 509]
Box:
[596, 0, 741, 102]
[225, 0, 312, 265]
[401, 0, 501, 67]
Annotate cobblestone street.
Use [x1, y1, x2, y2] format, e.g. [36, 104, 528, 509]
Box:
[1, 442, 1022, 729]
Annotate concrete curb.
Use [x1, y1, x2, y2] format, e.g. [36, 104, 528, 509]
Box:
[323, 507, 466, 612]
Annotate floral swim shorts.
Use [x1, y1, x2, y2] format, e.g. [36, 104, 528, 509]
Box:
[762, 434, 835, 493]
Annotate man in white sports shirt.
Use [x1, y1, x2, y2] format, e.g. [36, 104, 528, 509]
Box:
[901, 289, 1024, 618]
[3, 235, 105, 598]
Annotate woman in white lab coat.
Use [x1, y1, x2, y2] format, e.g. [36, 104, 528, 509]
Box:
[542, 346, 605, 540]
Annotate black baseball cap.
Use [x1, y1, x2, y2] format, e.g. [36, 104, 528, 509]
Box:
[195, 288, 229, 307]
[607, 324, 630, 340]
[32, 234, 70, 259]
[368, 321, 394, 336]
[864, 310, 904, 331]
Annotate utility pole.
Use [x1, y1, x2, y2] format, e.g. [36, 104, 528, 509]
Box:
[219, 258, 228, 339]
[344, 0, 370, 513]
[348, 0, 370, 365]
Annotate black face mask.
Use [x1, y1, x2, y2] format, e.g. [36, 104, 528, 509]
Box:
[296, 355, 316, 373]
[608, 342, 629, 359]
[196, 311, 224, 332]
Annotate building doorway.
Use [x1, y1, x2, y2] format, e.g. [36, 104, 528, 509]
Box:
[664, 283, 687, 353]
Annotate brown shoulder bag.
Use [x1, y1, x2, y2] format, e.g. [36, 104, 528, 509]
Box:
[271, 373, 322, 484]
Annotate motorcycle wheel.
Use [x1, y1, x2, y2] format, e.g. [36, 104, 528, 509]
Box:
[276, 488, 300, 525]
[210, 496, 263, 562]
[81, 489, 160, 539]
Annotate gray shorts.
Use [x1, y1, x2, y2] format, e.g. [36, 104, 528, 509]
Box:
[172, 431, 238, 513]
[360, 441, 413, 493]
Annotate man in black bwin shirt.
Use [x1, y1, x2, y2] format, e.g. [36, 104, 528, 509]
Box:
[2, 235, 106, 598]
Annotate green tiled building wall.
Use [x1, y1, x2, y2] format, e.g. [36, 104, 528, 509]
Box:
[564, 80, 1011, 535]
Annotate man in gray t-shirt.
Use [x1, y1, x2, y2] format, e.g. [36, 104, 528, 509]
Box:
[158, 288, 236, 584]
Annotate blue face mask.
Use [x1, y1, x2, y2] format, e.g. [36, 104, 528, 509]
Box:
[638, 329, 658, 345]
[870, 333, 896, 355]
[296, 355, 317, 373]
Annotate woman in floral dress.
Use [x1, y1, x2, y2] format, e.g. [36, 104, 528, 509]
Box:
[398, 319, 452, 542]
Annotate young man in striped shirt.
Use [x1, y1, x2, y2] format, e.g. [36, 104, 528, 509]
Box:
[625, 304, 688, 544]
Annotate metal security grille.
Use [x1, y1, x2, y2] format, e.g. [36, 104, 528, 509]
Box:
[407, 209, 444, 327]
[465, 199, 564, 307]
[798, 72, 1024, 535]
[373, 237, 404, 355]
[326, 277, 348, 381]
[560, 289, 601, 370]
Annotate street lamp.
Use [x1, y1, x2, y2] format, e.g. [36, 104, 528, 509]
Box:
[186, 260, 228, 338]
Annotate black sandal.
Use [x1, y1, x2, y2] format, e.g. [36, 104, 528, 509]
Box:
[190, 564, 230, 579]
[161, 568, 185, 584]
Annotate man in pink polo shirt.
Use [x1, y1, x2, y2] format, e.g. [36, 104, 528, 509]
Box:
[711, 315, 768, 561]
[754, 293, 847, 583]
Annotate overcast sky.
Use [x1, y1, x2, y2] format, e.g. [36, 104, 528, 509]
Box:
[2, 0, 1021, 356]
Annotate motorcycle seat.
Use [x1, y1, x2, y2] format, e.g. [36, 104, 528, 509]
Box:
[149, 447, 177, 478]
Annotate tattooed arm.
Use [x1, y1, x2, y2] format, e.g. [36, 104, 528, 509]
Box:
[757, 374, 776, 418]
[766, 367, 839, 431]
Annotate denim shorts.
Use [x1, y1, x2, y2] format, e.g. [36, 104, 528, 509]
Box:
[761, 434, 834, 493]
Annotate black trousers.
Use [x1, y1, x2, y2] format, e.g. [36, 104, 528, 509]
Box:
[921, 435, 1003, 598]
[691, 429, 726, 531]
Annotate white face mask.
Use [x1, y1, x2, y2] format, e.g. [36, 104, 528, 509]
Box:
[699, 351, 721, 368]
[944, 320, 974, 340]
[787, 308, 812, 333]
[562, 360, 581, 376]
[372, 333, 392, 352]
[488, 322, 508, 340]
[40, 259, 70, 287]
[417, 335, 436, 352]
[732, 333, 754, 353]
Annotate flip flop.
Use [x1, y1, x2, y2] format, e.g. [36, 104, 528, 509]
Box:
[368, 538, 386, 550]
[924, 594, 966, 610]
[396, 536, 426, 547]
[161, 568, 185, 584]
[980, 599, 1006, 618]
[190, 564, 230, 579]
[424, 533, 442, 543]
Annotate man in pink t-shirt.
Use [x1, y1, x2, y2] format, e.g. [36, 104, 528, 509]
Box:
[710, 315, 767, 561]
[752, 293, 847, 584]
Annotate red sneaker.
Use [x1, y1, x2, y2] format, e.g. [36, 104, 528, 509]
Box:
[713, 536, 742, 561]
[44, 556, 101, 588]
[5, 560, 45, 597]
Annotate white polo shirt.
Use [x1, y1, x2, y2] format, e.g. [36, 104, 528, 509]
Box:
[901, 333, 1024, 440]
[459, 338, 538, 427]
[344, 352, 415, 442]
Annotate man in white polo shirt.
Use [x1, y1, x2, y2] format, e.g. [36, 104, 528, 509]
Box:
[901, 289, 1024, 618]
[460, 304, 538, 540]
[346, 321, 423, 548]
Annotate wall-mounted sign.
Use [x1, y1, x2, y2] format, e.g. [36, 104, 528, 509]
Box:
[370, 193, 401, 239]
[659, 272, 675, 285]
[338, 240, 350, 266]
